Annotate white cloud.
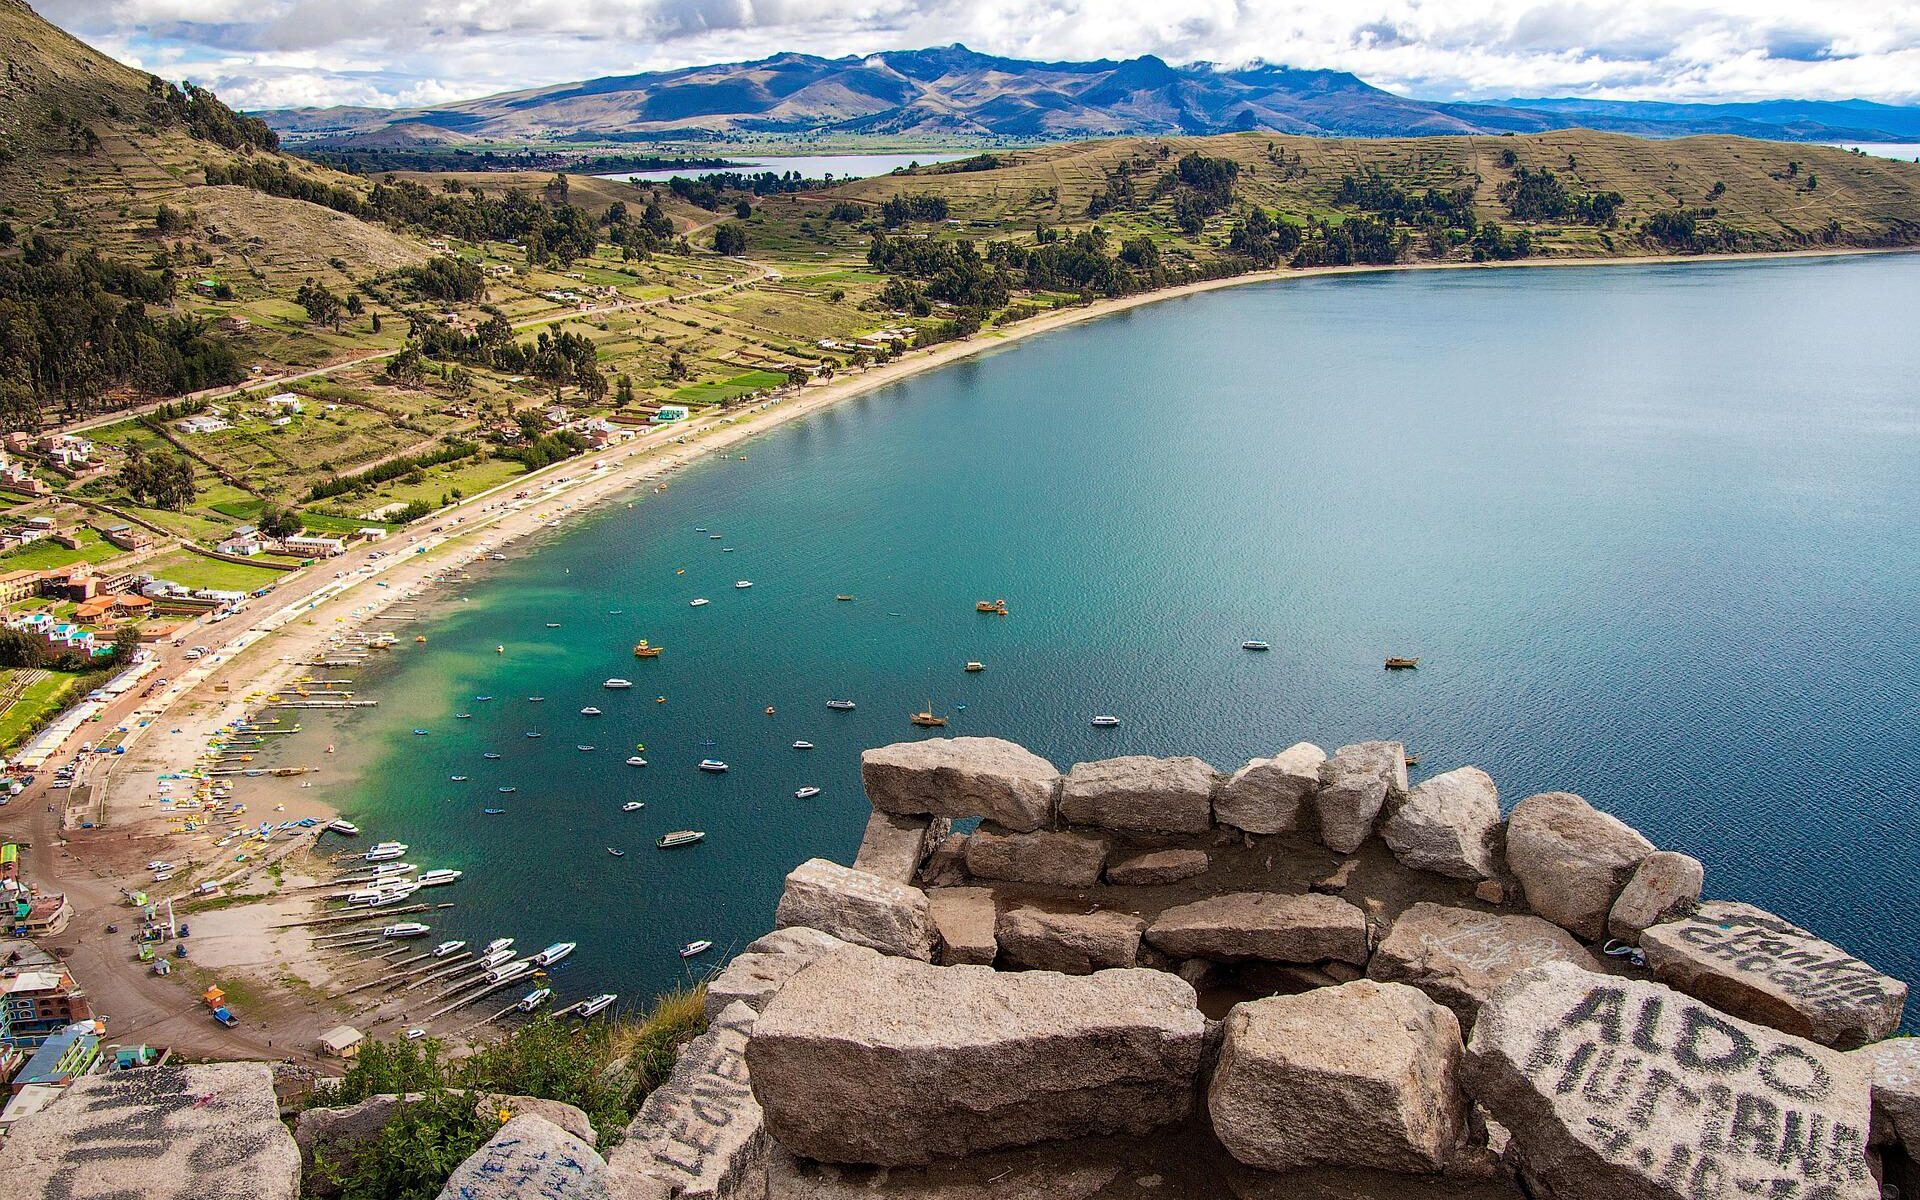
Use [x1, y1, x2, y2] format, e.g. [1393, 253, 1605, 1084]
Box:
[34, 0, 1920, 109]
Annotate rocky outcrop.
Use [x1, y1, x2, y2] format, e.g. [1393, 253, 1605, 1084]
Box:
[927, 887, 997, 965]
[440, 1114, 612, 1200]
[706, 927, 849, 1020]
[1605, 850, 1703, 941]
[746, 945, 1206, 1165]
[919, 832, 969, 887]
[1638, 901, 1907, 1049]
[1213, 742, 1324, 835]
[609, 1002, 766, 1200]
[1465, 962, 1876, 1200]
[851, 812, 947, 884]
[962, 824, 1107, 887]
[1366, 903, 1595, 1028]
[1382, 766, 1500, 880]
[1210, 981, 1466, 1174]
[861, 737, 1059, 832]
[1104, 848, 1209, 885]
[1058, 755, 1216, 834]
[996, 906, 1146, 974]
[299, 1091, 600, 1195]
[1144, 891, 1369, 965]
[1504, 791, 1653, 939]
[1313, 741, 1407, 853]
[773, 858, 935, 961]
[0, 1062, 300, 1200]
[1852, 1037, 1920, 1149]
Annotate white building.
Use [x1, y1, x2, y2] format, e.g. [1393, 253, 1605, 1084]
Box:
[281, 534, 346, 558]
[176, 415, 230, 435]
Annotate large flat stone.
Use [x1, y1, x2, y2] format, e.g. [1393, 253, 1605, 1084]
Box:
[1105, 848, 1210, 885]
[1504, 791, 1653, 940]
[1638, 901, 1906, 1049]
[1606, 851, 1703, 942]
[1383, 766, 1500, 880]
[706, 928, 850, 1021]
[1314, 741, 1407, 853]
[861, 737, 1060, 832]
[1210, 980, 1467, 1174]
[1213, 742, 1325, 835]
[440, 1113, 613, 1200]
[1367, 902, 1596, 1029]
[773, 858, 934, 961]
[962, 824, 1107, 887]
[1466, 962, 1876, 1200]
[851, 811, 947, 884]
[746, 944, 1206, 1165]
[0, 1061, 299, 1200]
[996, 906, 1146, 974]
[927, 887, 997, 965]
[608, 1002, 765, 1200]
[1058, 755, 1216, 834]
[1145, 891, 1369, 965]
[1850, 1037, 1920, 1150]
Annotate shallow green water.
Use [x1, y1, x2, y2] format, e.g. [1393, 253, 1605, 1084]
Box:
[268, 253, 1920, 1008]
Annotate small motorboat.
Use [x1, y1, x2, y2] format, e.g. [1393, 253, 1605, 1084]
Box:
[964, 661, 984, 672]
[1091, 716, 1121, 728]
[545, 623, 562, 629]
[735, 580, 753, 589]
[533, 941, 576, 966]
[626, 755, 647, 766]
[795, 786, 821, 799]
[792, 740, 814, 750]
[679, 940, 714, 959]
[709, 534, 723, 540]
[1242, 640, 1272, 652]
[456, 712, 473, 719]
[364, 842, 409, 862]
[581, 706, 602, 716]
[528, 696, 545, 703]
[975, 598, 1009, 615]
[525, 731, 543, 739]
[1385, 656, 1420, 670]
[577, 993, 617, 1018]
[433, 939, 466, 957]
[608, 847, 626, 857]
[412, 728, 430, 736]
[383, 922, 432, 939]
[698, 759, 729, 773]
[657, 830, 706, 849]
[577, 745, 596, 752]
[483, 752, 503, 759]
[328, 820, 360, 836]
[911, 708, 948, 728]
[603, 679, 633, 690]
[495, 646, 505, 654]
[764, 705, 776, 716]
[484, 807, 506, 814]
[516, 987, 553, 1013]
[835, 594, 854, 602]
[476, 695, 494, 702]
[690, 598, 709, 607]
[484, 938, 514, 955]
[634, 640, 663, 657]
[419, 869, 463, 887]
[622, 801, 644, 812]
[826, 699, 855, 711]
[497, 786, 517, 794]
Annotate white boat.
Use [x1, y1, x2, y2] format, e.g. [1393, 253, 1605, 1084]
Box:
[690, 598, 710, 607]
[418, 869, 463, 887]
[825, 699, 855, 711]
[657, 830, 706, 849]
[483, 937, 514, 955]
[622, 802, 644, 812]
[327, 820, 360, 836]
[1241, 640, 1272, 651]
[792, 740, 814, 750]
[794, 787, 821, 799]
[533, 941, 576, 967]
[626, 756, 647, 767]
[516, 987, 553, 1013]
[1091, 716, 1120, 728]
[679, 940, 714, 958]
[369, 884, 421, 906]
[580, 706, 602, 716]
[734, 580, 753, 589]
[477, 948, 514, 970]
[698, 759, 728, 772]
[371, 862, 415, 876]
[433, 940, 466, 957]
[364, 841, 408, 862]
[603, 679, 633, 690]
[484, 959, 532, 985]
[577, 993, 617, 1019]
[382, 922, 431, 939]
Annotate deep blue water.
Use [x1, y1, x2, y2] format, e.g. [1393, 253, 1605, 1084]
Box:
[280, 253, 1920, 1011]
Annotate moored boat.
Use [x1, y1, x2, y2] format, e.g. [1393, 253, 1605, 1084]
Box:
[698, 759, 728, 773]
[622, 801, 644, 812]
[792, 740, 814, 750]
[975, 598, 1009, 615]
[735, 580, 753, 589]
[825, 699, 855, 711]
[657, 830, 706, 849]
[517, 987, 552, 1012]
[603, 679, 633, 689]
[1385, 657, 1420, 670]
[626, 756, 647, 766]
[634, 640, 663, 658]
[484, 937, 514, 955]
[964, 661, 984, 672]
[327, 820, 360, 836]
[1091, 716, 1120, 728]
[581, 706, 602, 716]
[418, 868, 463, 887]
[679, 940, 713, 959]
[364, 841, 408, 862]
[433, 939, 466, 957]
[1242, 640, 1271, 652]
[533, 942, 576, 966]
[484, 959, 531, 985]
[794, 786, 821, 799]
[690, 598, 709, 607]
[608, 847, 625, 857]
[577, 993, 617, 1018]
[382, 922, 431, 939]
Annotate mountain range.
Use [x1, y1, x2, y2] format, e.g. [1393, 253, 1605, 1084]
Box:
[259, 45, 1920, 147]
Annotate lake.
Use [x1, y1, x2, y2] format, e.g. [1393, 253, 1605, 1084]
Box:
[276, 253, 1920, 1012]
[1830, 143, 1920, 162]
[595, 152, 976, 184]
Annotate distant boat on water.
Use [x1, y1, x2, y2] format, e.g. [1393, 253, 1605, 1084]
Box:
[533, 942, 576, 966]
[603, 679, 633, 689]
[689, 598, 709, 607]
[657, 830, 705, 849]
[1385, 657, 1420, 670]
[1242, 640, 1271, 652]
[792, 740, 813, 750]
[626, 756, 647, 766]
[622, 802, 644, 812]
[826, 700, 855, 711]
[1091, 716, 1120, 728]
[698, 759, 728, 773]
[679, 940, 714, 958]
[795, 786, 821, 799]
[328, 820, 360, 836]
[576, 993, 617, 1019]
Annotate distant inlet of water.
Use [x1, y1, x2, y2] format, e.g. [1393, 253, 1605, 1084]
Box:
[257, 252, 1920, 1013]
[595, 151, 976, 184]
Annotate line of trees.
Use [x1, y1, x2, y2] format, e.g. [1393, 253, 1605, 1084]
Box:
[306, 440, 480, 502]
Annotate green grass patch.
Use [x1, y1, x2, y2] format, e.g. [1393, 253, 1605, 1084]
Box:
[209, 498, 266, 520]
[0, 672, 82, 751]
[144, 551, 287, 592]
[671, 369, 788, 405]
[0, 528, 124, 572]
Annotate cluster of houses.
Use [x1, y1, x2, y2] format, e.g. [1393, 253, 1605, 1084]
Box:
[4, 612, 115, 658]
[0, 436, 101, 489]
[815, 327, 917, 355]
[0, 517, 78, 554]
[214, 524, 384, 560]
[174, 394, 304, 436]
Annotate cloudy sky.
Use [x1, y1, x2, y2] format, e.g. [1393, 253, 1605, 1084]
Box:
[36, 0, 1920, 111]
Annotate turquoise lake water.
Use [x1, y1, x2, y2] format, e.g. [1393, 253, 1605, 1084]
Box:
[276, 253, 1920, 1010]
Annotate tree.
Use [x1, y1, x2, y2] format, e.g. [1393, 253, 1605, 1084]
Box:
[120, 444, 195, 509]
[712, 224, 747, 256]
[345, 292, 365, 316]
[666, 351, 689, 380]
[734, 199, 752, 220]
[447, 366, 475, 401]
[295, 278, 344, 330]
[615, 374, 634, 405]
[786, 367, 810, 389]
[385, 346, 426, 386]
[258, 500, 302, 539]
